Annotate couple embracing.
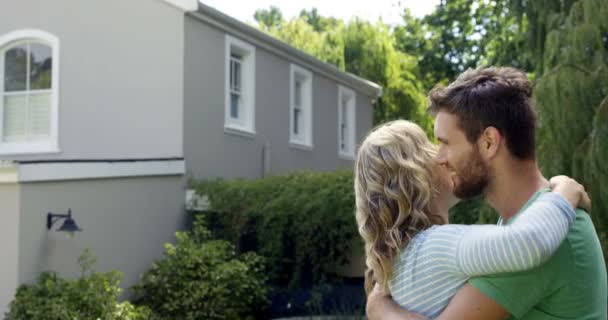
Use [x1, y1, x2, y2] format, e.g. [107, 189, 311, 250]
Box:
[355, 67, 607, 320]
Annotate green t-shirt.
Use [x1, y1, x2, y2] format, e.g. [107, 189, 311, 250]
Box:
[470, 189, 607, 320]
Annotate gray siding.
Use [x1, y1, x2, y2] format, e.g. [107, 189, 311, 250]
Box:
[183, 16, 375, 180]
[183, 16, 261, 179]
[0, 183, 20, 312]
[0, 0, 184, 161]
[18, 176, 185, 294]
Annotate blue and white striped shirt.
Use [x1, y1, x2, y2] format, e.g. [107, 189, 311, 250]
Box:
[389, 192, 576, 319]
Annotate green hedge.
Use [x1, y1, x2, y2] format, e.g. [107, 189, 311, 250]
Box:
[192, 170, 359, 289]
[6, 249, 154, 320]
[191, 170, 489, 290]
[7, 222, 269, 320]
[132, 216, 268, 320]
[450, 197, 499, 225]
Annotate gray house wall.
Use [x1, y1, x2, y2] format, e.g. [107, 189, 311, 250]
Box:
[17, 176, 185, 293]
[183, 15, 263, 179]
[0, 0, 378, 313]
[0, 0, 184, 161]
[183, 15, 375, 180]
[0, 0, 189, 312]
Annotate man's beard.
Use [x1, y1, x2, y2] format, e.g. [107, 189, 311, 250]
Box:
[452, 146, 491, 199]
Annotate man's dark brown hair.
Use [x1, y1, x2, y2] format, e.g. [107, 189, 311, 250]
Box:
[428, 67, 536, 160]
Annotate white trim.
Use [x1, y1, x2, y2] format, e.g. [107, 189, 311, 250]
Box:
[224, 35, 256, 135]
[224, 125, 256, 138]
[0, 161, 19, 316]
[0, 142, 60, 156]
[338, 152, 356, 161]
[289, 64, 313, 148]
[289, 142, 314, 151]
[0, 159, 185, 183]
[0, 29, 60, 156]
[0, 162, 18, 183]
[338, 85, 356, 160]
[159, 0, 198, 11]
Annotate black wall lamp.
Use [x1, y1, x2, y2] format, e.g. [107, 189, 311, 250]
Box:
[47, 209, 82, 238]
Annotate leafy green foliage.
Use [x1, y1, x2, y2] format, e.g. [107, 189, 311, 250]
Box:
[253, 7, 432, 133]
[267, 18, 346, 70]
[192, 170, 358, 289]
[192, 170, 481, 289]
[298, 8, 336, 32]
[133, 216, 268, 320]
[394, 0, 607, 259]
[449, 197, 498, 225]
[6, 248, 154, 320]
[253, 5, 283, 31]
[516, 0, 608, 258]
[394, 0, 530, 90]
[341, 20, 431, 132]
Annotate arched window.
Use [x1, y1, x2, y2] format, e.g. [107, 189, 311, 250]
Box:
[0, 30, 59, 155]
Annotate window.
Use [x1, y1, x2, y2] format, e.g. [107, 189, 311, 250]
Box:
[0, 29, 59, 155]
[338, 85, 356, 159]
[225, 35, 255, 135]
[289, 64, 312, 147]
[229, 53, 243, 119]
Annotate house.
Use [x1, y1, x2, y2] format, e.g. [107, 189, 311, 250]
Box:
[0, 0, 382, 313]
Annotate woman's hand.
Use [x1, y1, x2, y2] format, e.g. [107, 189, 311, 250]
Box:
[550, 175, 591, 212]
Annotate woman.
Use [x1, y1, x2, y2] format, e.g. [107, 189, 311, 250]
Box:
[354, 120, 588, 319]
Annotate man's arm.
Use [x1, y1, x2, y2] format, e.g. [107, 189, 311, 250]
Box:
[435, 284, 510, 320]
[366, 284, 428, 320]
[367, 283, 509, 320]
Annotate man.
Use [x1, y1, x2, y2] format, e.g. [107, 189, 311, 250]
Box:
[367, 67, 607, 319]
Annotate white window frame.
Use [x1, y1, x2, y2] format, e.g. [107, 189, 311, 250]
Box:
[0, 29, 60, 155]
[338, 85, 356, 160]
[224, 35, 255, 136]
[289, 64, 313, 149]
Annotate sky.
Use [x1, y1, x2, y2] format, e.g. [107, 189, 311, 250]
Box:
[200, 0, 440, 26]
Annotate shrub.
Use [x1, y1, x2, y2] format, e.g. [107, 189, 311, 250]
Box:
[133, 216, 268, 320]
[6, 248, 153, 320]
[192, 170, 360, 289]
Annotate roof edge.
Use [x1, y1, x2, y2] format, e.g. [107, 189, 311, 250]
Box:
[190, 2, 383, 99]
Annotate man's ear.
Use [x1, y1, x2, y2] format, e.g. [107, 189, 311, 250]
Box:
[479, 127, 502, 159]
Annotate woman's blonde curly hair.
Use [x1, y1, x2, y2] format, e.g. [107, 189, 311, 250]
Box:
[354, 120, 445, 295]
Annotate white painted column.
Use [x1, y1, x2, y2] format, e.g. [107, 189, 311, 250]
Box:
[0, 182, 20, 315]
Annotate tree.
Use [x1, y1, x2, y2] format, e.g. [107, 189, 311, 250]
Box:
[341, 19, 429, 129]
[254, 6, 284, 31]
[394, 0, 529, 90]
[253, 6, 432, 131]
[266, 17, 346, 70]
[299, 8, 326, 32]
[511, 0, 608, 257]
